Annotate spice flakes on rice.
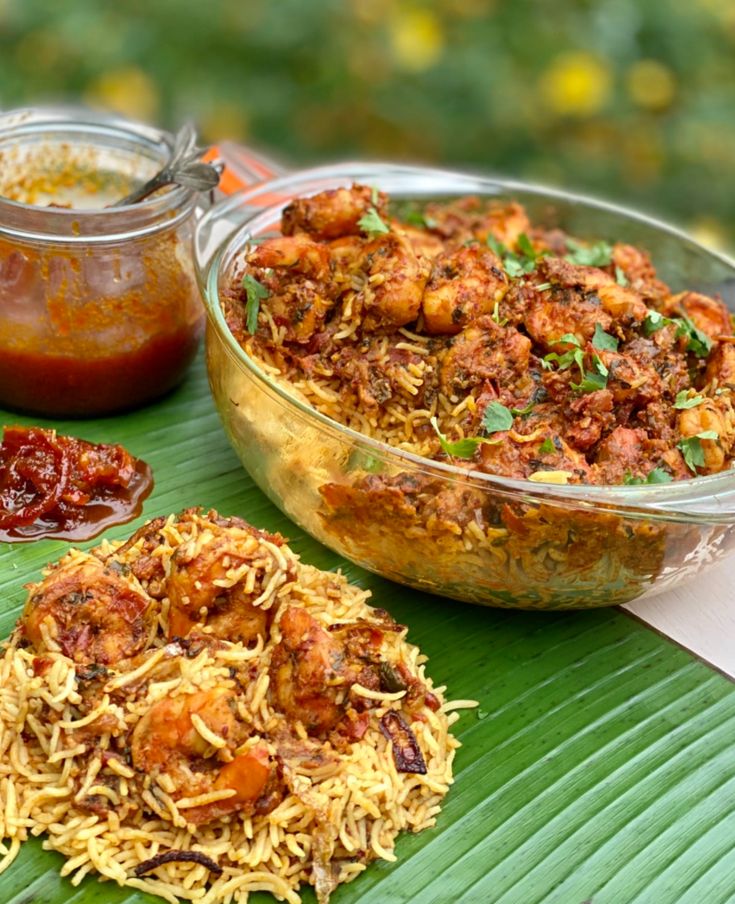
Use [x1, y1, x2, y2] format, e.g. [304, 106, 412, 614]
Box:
[0, 508, 472, 904]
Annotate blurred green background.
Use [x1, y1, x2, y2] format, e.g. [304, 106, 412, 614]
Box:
[1, 0, 733, 248]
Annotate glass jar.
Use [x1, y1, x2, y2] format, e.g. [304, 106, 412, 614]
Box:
[0, 107, 205, 417]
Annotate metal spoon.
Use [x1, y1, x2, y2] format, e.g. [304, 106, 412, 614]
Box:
[112, 122, 222, 206]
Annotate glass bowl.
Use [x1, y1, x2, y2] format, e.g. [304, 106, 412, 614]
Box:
[195, 162, 735, 610]
[0, 107, 205, 417]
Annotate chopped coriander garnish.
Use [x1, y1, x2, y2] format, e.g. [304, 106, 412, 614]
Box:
[592, 323, 618, 351]
[358, 206, 390, 237]
[511, 400, 536, 417]
[571, 354, 608, 393]
[485, 235, 504, 256]
[643, 309, 666, 335]
[503, 256, 530, 279]
[543, 336, 585, 380]
[615, 265, 629, 287]
[430, 417, 488, 459]
[482, 401, 514, 433]
[673, 390, 705, 409]
[486, 232, 540, 278]
[539, 437, 555, 454]
[242, 273, 269, 334]
[346, 447, 383, 473]
[555, 333, 582, 348]
[490, 298, 509, 326]
[403, 209, 437, 229]
[404, 210, 425, 227]
[571, 370, 607, 393]
[593, 354, 609, 377]
[642, 309, 713, 358]
[516, 233, 537, 258]
[564, 237, 613, 267]
[370, 185, 380, 206]
[676, 314, 713, 358]
[646, 467, 674, 484]
[677, 431, 719, 473]
[624, 467, 674, 485]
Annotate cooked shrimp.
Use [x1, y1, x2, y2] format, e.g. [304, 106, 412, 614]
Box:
[269, 606, 387, 736]
[564, 388, 615, 451]
[392, 222, 446, 261]
[522, 284, 613, 350]
[664, 291, 732, 341]
[439, 315, 532, 397]
[423, 197, 529, 247]
[270, 606, 344, 735]
[541, 257, 648, 323]
[595, 349, 662, 405]
[131, 687, 273, 825]
[166, 522, 277, 644]
[246, 235, 334, 343]
[282, 184, 388, 240]
[248, 234, 329, 278]
[612, 243, 670, 305]
[112, 515, 168, 598]
[474, 201, 531, 248]
[22, 555, 152, 665]
[478, 430, 591, 482]
[677, 401, 728, 472]
[421, 244, 508, 334]
[705, 342, 735, 389]
[592, 426, 656, 483]
[355, 233, 430, 330]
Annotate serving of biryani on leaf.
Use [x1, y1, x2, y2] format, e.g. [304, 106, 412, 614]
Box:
[222, 183, 735, 486]
[0, 509, 470, 903]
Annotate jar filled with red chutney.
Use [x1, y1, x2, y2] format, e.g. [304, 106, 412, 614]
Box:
[0, 108, 207, 416]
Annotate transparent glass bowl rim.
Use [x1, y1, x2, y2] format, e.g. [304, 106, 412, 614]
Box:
[0, 106, 196, 242]
[197, 160, 735, 525]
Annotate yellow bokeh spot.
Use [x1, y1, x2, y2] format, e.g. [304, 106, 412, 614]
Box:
[542, 51, 612, 116]
[85, 67, 160, 122]
[626, 60, 676, 111]
[389, 8, 444, 72]
[689, 216, 729, 252]
[199, 102, 249, 143]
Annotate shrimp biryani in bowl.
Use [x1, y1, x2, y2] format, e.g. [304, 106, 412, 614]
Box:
[0, 509, 472, 903]
[198, 163, 735, 609]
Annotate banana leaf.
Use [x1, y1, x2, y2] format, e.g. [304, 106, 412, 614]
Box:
[2, 353, 734, 904]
